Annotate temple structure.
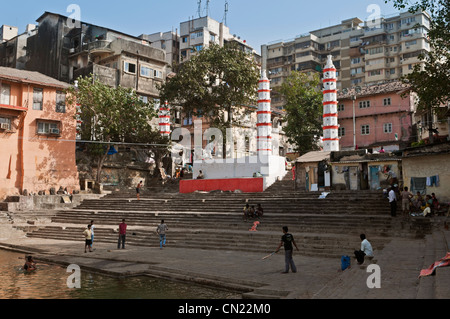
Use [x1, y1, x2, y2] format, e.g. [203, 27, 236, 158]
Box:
[179, 71, 287, 193]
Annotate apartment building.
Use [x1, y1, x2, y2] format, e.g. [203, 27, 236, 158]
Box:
[0, 24, 37, 69]
[0, 67, 79, 199]
[139, 31, 180, 68]
[262, 10, 431, 110]
[178, 16, 259, 63]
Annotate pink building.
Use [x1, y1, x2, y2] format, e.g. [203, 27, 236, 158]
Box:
[0, 67, 79, 199]
[337, 81, 416, 152]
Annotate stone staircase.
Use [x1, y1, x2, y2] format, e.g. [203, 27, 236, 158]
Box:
[23, 189, 430, 259]
[264, 170, 294, 193]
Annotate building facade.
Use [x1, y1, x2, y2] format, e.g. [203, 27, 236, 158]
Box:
[0, 67, 79, 199]
[337, 81, 416, 151]
[262, 10, 431, 110]
[23, 12, 168, 101]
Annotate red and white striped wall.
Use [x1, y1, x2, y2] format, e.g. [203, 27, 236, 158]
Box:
[159, 101, 171, 137]
[257, 71, 272, 156]
[322, 55, 340, 152]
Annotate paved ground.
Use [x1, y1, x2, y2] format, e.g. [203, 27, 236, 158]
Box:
[1, 222, 448, 299]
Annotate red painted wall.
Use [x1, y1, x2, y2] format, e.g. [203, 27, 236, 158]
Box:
[180, 178, 264, 194]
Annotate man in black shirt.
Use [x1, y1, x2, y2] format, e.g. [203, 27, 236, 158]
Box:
[276, 226, 300, 273]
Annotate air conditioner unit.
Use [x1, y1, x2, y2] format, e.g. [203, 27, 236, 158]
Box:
[50, 128, 60, 135]
[0, 123, 10, 130]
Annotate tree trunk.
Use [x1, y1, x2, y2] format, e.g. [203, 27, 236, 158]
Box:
[96, 148, 109, 184]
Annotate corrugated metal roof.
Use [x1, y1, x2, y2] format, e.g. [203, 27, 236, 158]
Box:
[296, 151, 331, 163]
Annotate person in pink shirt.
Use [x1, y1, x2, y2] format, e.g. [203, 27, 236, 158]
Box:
[118, 219, 127, 249]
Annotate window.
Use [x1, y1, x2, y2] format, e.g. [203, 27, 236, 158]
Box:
[0, 117, 11, 130]
[140, 66, 153, 78]
[139, 95, 149, 104]
[183, 113, 193, 126]
[37, 121, 60, 135]
[359, 101, 370, 109]
[368, 70, 382, 77]
[56, 91, 66, 113]
[367, 47, 383, 55]
[351, 67, 363, 75]
[1, 84, 11, 105]
[351, 57, 361, 65]
[352, 78, 362, 85]
[383, 98, 391, 106]
[361, 125, 370, 135]
[192, 45, 203, 52]
[405, 40, 417, 47]
[366, 58, 384, 66]
[33, 88, 43, 110]
[182, 37, 188, 43]
[124, 62, 136, 74]
[338, 127, 345, 137]
[383, 123, 393, 133]
[191, 31, 203, 39]
[338, 104, 345, 112]
[154, 70, 163, 79]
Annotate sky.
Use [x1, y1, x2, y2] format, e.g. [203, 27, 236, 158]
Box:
[0, 0, 403, 54]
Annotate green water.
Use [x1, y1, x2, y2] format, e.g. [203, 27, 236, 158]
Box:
[0, 249, 240, 299]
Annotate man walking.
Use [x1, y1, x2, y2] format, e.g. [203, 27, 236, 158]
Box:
[389, 187, 397, 217]
[83, 224, 93, 253]
[156, 220, 169, 249]
[275, 226, 299, 273]
[118, 219, 127, 249]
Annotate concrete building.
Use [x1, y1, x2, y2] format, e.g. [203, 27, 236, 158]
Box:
[178, 16, 259, 63]
[22, 12, 168, 102]
[140, 31, 180, 68]
[0, 25, 18, 43]
[262, 10, 431, 110]
[0, 67, 79, 200]
[0, 24, 37, 69]
[337, 81, 416, 151]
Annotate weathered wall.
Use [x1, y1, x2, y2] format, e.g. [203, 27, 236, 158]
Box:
[403, 154, 450, 202]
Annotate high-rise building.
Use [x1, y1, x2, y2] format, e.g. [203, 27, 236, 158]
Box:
[262, 10, 431, 110]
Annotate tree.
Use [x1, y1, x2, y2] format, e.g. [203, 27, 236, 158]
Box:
[278, 72, 323, 155]
[158, 43, 260, 151]
[385, 0, 450, 142]
[66, 75, 162, 183]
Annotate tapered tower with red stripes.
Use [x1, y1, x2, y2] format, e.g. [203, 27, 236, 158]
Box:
[159, 101, 171, 137]
[257, 71, 272, 156]
[322, 55, 340, 152]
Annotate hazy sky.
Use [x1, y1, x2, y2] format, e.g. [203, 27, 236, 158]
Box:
[1, 0, 403, 53]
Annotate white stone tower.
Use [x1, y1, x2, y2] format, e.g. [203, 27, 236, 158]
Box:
[322, 55, 340, 152]
[159, 101, 171, 137]
[257, 71, 272, 156]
